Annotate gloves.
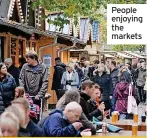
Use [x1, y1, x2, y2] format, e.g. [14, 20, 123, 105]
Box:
[66, 80, 73, 85]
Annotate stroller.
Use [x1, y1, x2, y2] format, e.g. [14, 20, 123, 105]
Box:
[25, 93, 51, 123]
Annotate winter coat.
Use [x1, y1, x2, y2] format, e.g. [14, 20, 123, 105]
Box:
[42, 109, 79, 137]
[8, 64, 20, 86]
[19, 62, 49, 98]
[110, 68, 119, 90]
[56, 101, 96, 135]
[26, 120, 44, 136]
[52, 63, 66, 90]
[136, 68, 146, 87]
[0, 74, 16, 108]
[0, 91, 4, 114]
[61, 71, 79, 90]
[114, 82, 136, 114]
[80, 92, 102, 120]
[75, 67, 84, 84]
[94, 73, 113, 101]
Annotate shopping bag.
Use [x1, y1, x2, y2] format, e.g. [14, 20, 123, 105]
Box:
[127, 83, 137, 114]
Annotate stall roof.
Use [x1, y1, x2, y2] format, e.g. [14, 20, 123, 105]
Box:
[124, 51, 145, 59]
[0, 18, 86, 49]
[104, 54, 115, 58]
[117, 52, 133, 59]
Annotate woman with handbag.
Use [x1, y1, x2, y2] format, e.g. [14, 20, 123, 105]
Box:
[114, 66, 136, 119]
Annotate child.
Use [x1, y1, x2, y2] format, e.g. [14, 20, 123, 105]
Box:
[15, 87, 25, 99]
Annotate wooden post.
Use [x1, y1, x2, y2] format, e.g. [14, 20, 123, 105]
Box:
[4, 35, 8, 59]
[15, 39, 19, 67]
[7, 32, 11, 57]
[23, 39, 26, 57]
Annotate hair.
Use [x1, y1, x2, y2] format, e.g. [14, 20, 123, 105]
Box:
[19, 57, 26, 65]
[94, 84, 103, 94]
[98, 63, 107, 73]
[15, 86, 25, 98]
[0, 62, 6, 74]
[93, 60, 99, 64]
[66, 62, 75, 70]
[56, 90, 80, 109]
[25, 51, 38, 61]
[5, 105, 25, 128]
[0, 112, 19, 130]
[81, 80, 95, 91]
[4, 58, 13, 63]
[11, 97, 29, 112]
[111, 61, 116, 67]
[55, 57, 61, 61]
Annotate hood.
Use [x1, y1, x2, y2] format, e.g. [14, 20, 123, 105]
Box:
[116, 82, 128, 91]
[48, 109, 63, 116]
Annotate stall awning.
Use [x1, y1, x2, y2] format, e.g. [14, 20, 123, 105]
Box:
[124, 51, 145, 59]
[104, 54, 115, 58]
[117, 52, 133, 59]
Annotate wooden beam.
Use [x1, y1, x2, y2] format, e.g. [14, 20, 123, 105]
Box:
[0, 33, 7, 37]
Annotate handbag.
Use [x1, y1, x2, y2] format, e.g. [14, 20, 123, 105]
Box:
[127, 83, 137, 114]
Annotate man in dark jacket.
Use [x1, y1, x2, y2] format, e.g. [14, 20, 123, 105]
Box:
[79, 80, 105, 120]
[109, 61, 119, 111]
[11, 97, 44, 137]
[52, 57, 66, 100]
[42, 102, 83, 137]
[4, 58, 20, 86]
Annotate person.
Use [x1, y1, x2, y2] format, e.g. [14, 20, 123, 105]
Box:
[136, 60, 146, 103]
[108, 61, 119, 112]
[19, 57, 26, 71]
[0, 62, 16, 108]
[79, 80, 105, 120]
[15, 86, 25, 98]
[11, 97, 44, 136]
[115, 66, 136, 119]
[42, 102, 83, 137]
[52, 57, 66, 100]
[56, 90, 96, 135]
[19, 51, 49, 106]
[94, 63, 113, 110]
[61, 62, 79, 91]
[4, 58, 20, 86]
[75, 62, 84, 87]
[0, 112, 19, 137]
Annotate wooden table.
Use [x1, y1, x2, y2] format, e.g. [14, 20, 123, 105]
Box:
[103, 119, 146, 131]
[96, 131, 146, 136]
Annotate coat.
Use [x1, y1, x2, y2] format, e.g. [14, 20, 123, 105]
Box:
[61, 71, 79, 90]
[110, 68, 119, 90]
[19, 62, 49, 98]
[56, 101, 96, 135]
[52, 63, 66, 90]
[136, 68, 146, 87]
[80, 92, 102, 120]
[0, 74, 16, 108]
[42, 109, 79, 137]
[114, 82, 136, 114]
[94, 72, 113, 101]
[8, 64, 20, 86]
[0, 91, 4, 114]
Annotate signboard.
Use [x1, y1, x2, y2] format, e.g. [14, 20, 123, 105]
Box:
[43, 55, 52, 67]
[43, 55, 52, 75]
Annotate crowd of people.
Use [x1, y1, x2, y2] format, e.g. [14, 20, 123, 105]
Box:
[0, 50, 146, 137]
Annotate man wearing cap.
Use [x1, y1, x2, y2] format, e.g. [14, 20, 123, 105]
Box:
[52, 57, 66, 100]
